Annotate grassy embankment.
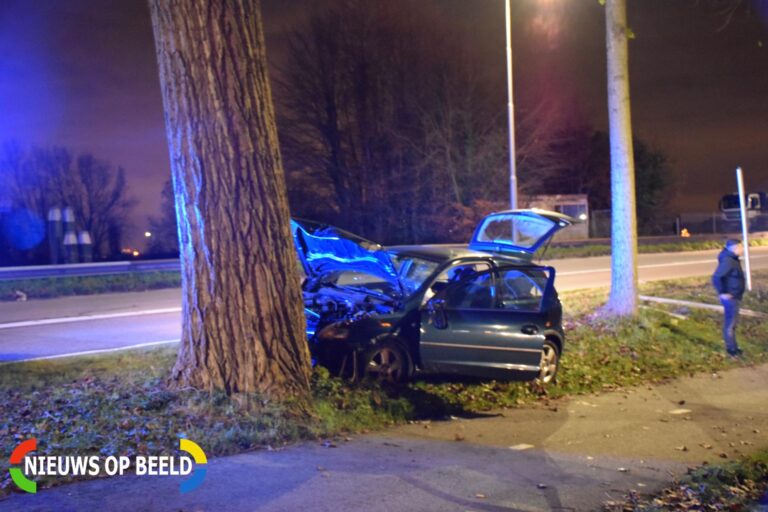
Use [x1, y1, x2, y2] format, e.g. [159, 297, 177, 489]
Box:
[0, 272, 180, 301]
[604, 451, 768, 511]
[1, 272, 767, 499]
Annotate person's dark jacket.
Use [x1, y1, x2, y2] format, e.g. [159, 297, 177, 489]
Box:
[712, 248, 745, 299]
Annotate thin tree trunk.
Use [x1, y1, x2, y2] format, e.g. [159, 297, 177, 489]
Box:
[149, 0, 311, 397]
[605, 0, 638, 316]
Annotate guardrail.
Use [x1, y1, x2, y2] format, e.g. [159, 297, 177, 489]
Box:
[0, 259, 181, 281]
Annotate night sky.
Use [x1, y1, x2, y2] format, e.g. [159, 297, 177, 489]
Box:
[1, 0, 767, 246]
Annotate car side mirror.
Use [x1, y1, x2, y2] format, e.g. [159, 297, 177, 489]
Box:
[426, 298, 448, 329]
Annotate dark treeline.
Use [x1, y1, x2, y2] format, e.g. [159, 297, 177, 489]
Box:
[0, 143, 135, 265]
[272, 0, 672, 244]
[2, 0, 674, 265]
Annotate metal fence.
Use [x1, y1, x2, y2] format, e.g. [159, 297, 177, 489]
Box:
[588, 210, 766, 238]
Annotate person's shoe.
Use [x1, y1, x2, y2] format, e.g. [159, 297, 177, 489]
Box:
[727, 348, 744, 358]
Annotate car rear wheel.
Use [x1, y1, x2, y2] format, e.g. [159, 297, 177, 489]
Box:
[537, 340, 560, 384]
[360, 338, 413, 384]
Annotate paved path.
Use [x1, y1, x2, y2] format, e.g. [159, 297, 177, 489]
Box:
[2, 363, 766, 511]
[2, 247, 768, 362]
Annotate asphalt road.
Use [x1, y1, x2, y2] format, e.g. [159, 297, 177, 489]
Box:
[1, 247, 767, 363]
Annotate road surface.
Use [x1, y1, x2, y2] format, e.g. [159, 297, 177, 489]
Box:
[1, 247, 767, 363]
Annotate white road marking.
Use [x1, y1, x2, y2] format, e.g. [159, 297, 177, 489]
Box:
[0, 308, 182, 330]
[0, 339, 180, 364]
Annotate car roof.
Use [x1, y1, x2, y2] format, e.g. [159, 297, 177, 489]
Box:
[387, 244, 529, 265]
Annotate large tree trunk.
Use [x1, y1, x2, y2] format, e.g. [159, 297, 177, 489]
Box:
[605, 0, 639, 316]
[149, 0, 311, 397]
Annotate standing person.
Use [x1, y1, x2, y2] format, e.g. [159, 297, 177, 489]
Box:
[712, 239, 746, 357]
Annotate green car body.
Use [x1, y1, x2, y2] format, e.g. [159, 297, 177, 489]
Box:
[295, 210, 573, 384]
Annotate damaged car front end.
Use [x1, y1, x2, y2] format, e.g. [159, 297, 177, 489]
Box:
[292, 219, 405, 375]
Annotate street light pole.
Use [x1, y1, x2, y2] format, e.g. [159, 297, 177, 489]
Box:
[505, 0, 518, 210]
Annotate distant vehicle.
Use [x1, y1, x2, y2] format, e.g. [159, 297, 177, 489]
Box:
[294, 210, 574, 386]
[719, 192, 768, 230]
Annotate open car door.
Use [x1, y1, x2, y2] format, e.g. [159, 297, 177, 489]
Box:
[419, 265, 556, 380]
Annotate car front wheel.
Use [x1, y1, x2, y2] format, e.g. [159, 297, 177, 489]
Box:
[360, 338, 413, 385]
[537, 340, 560, 384]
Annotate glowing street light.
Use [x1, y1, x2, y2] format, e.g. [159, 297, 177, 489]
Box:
[144, 231, 153, 238]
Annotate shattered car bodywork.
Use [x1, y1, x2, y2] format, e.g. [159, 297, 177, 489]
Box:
[292, 219, 402, 338]
[292, 210, 574, 384]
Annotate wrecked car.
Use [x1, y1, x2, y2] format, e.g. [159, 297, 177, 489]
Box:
[292, 209, 573, 385]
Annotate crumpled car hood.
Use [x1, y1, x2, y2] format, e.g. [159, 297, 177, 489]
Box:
[291, 219, 400, 290]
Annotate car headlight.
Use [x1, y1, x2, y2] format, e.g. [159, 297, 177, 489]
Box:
[318, 324, 350, 341]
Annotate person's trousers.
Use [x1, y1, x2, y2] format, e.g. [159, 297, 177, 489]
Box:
[720, 297, 740, 353]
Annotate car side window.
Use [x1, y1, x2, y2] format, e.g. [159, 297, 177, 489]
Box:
[499, 268, 549, 312]
[443, 269, 496, 310]
[423, 262, 490, 304]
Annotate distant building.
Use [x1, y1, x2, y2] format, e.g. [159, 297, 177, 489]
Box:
[521, 194, 589, 240]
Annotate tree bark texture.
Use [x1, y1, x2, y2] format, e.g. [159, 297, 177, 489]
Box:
[605, 0, 639, 316]
[148, 0, 311, 396]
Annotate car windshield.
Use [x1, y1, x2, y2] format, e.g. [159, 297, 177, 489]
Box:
[389, 253, 440, 296]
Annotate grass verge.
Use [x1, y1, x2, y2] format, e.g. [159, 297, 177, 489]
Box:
[0, 272, 181, 301]
[604, 450, 768, 511]
[1, 272, 767, 497]
[0, 351, 414, 496]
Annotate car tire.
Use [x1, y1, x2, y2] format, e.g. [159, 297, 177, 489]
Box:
[536, 339, 560, 385]
[359, 337, 414, 385]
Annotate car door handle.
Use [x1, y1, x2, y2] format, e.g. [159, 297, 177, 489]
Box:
[521, 325, 539, 335]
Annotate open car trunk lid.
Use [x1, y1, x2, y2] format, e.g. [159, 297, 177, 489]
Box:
[468, 209, 574, 261]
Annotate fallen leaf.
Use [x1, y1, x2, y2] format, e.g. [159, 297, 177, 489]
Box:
[508, 444, 534, 451]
